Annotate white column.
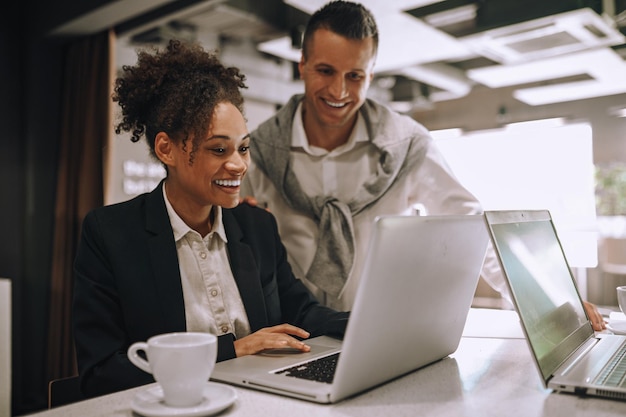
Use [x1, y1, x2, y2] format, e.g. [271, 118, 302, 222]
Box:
[0, 278, 11, 417]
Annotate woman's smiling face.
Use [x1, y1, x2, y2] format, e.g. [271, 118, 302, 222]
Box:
[158, 101, 251, 210]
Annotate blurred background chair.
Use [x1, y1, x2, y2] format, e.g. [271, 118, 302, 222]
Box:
[599, 237, 626, 275]
[48, 375, 84, 408]
[0, 278, 11, 417]
[598, 237, 626, 306]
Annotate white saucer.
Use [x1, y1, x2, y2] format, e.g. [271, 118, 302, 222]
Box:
[607, 320, 626, 336]
[131, 382, 237, 417]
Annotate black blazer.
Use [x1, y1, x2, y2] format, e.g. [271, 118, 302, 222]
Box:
[73, 182, 348, 398]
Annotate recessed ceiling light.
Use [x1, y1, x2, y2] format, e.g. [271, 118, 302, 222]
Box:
[467, 49, 626, 105]
[423, 4, 477, 28]
[609, 106, 626, 118]
[504, 118, 565, 131]
[430, 128, 463, 139]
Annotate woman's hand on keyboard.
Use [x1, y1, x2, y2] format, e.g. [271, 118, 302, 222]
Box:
[234, 324, 311, 357]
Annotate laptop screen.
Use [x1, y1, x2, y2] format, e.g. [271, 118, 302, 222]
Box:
[485, 210, 593, 381]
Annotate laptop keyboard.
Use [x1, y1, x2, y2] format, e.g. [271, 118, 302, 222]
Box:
[275, 352, 340, 384]
[595, 341, 626, 387]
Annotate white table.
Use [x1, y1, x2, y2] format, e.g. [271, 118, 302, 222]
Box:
[26, 309, 626, 417]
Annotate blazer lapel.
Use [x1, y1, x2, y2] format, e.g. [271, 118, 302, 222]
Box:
[144, 183, 186, 332]
[222, 209, 269, 332]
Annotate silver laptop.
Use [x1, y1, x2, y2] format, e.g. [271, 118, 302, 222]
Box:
[211, 214, 489, 403]
[485, 209, 626, 401]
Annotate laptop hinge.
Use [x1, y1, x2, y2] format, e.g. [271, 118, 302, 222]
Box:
[558, 337, 598, 376]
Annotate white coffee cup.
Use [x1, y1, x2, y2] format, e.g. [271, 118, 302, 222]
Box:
[127, 332, 217, 407]
[617, 286, 626, 316]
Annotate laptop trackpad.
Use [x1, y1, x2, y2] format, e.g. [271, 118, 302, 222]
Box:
[257, 337, 341, 359]
[259, 348, 312, 357]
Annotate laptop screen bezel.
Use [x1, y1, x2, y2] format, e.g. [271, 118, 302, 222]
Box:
[484, 209, 595, 385]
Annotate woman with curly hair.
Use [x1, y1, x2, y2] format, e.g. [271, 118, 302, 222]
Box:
[72, 39, 348, 398]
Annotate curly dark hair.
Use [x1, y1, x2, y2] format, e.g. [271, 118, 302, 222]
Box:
[112, 39, 247, 165]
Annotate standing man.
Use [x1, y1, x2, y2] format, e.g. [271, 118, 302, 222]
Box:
[241, 0, 605, 330]
[241, 0, 504, 310]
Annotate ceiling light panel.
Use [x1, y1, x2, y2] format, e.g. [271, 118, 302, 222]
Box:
[375, 13, 472, 72]
[422, 4, 477, 28]
[467, 48, 626, 105]
[467, 48, 624, 88]
[460, 8, 625, 64]
[514, 79, 626, 106]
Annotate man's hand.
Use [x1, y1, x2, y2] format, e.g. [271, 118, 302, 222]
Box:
[233, 324, 311, 357]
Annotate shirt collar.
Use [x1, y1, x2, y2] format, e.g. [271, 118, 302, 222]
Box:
[291, 101, 368, 156]
[162, 182, 228, 242]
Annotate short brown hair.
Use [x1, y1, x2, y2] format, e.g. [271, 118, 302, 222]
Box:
[301, 1, 378, 60]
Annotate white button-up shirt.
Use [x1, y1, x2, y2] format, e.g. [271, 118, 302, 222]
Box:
[163, 184, 251, 338]
[243, 102, 506, 311]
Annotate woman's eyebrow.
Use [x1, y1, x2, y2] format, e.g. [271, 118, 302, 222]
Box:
[206, 133, 250, 141]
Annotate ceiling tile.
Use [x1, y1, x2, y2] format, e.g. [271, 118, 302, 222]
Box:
[467, 48, 626, 104]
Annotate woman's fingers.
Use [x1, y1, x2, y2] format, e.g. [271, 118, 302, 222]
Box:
[583, 301, 606, 331]
[233, 324, 311, 357]
[260, 323, 310, 339]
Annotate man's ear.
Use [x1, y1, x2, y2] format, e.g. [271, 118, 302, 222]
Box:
[154, 133, 175, 167]
[298, 55, 305, 79]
